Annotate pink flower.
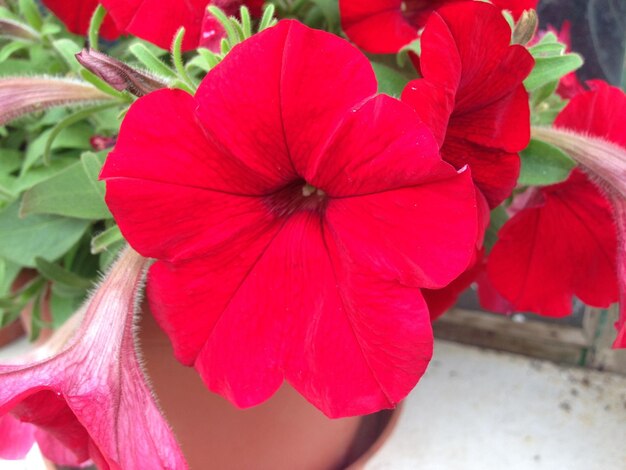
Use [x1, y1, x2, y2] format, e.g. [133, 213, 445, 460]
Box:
[340, 0, 539, 54]
[0, 248, 187, 469]
[0, 414, 35, 460]
[101, 20, 478, 418]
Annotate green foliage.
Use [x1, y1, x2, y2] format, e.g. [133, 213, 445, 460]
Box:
[0, 202, 90, 267]
[91, 224, 123, 254]
[525, 33, 583, 92]
[484, 206, 509, 253]
[188, 5, 278, 76]
[20, 151, 111, 220]
[371, 62, 410, 97]
[519, 139, 576, 186]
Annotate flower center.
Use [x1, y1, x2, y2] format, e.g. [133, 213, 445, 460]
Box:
[265, 179, 328, 218]
[400, 0, 433, 24]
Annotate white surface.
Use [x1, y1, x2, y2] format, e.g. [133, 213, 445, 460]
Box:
[0, 447, 47, 470]
[366, 341, 626, 470]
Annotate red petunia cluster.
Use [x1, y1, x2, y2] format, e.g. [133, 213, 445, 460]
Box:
[399, 2, 533, 319]
[101, 20, 479, 417]
[340, 0, 539, 54]
[486, 81, 624, 327]
[402, 1, 534, 210]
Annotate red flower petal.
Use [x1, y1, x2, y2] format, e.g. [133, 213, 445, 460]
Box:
[555, 81, 626, 149]
[339, 0, 428, 54]
[422, 249, 483, 321]
[151, 212, 434, 418]
[553, 81, 626, 346]
[326, 169, 477, 289]
[42, 0, 120, 40]
[147, 220, 282, 365]
[488, 172, 619, 316]
[402, 2, 533, 208]
[104, 20, 477, 417]
[309, 94, 442, 196]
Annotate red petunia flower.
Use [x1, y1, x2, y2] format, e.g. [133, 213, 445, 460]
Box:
[402, 1, 534, 209]
[100, 0, 261, 51]
[42, 0, 261, 51]
[101, 20, 478, 418]
[41, 0, 121, 40]
[531, 81, 626, 345]
[0, 249, 187, 469]
[422, 248, 484, 320]
[487, 170, 618, 316]
[339, 0, 539, 54]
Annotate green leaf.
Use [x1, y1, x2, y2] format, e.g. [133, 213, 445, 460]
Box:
[0, 41, 29, 62]
[9, 157, 76, 195]
[0, 149, 22, 175]
[91, 224, 123, 254]
[171, 27, 196, 92]
[528, 42, 566, 58]
[99, 239, 125, 270]
[129, 42, 177, 79]
[524, 54, 583, 91]
[88, 4, 107, 51]
[22, 123, 91, 174]
[308, 0, 340, 30]
[371, 62, 409, 97]
[530, 80, 559, 107]
[35, 257, 93, 290]
[0, 257, 20, 296]
[518, 138, 576, 186]
[18, 0, 42, 31]
[81, 151, 106, 198]
[52, 38, 82, 72]
[49, 291, 80, 328]
[0, 7, 20, 21]
[42, 103, 116, 165]
[397, 38, 421, 67]
[20, 152, 111, 219]
[484, 206, 509, 253]
[0, 202, 90, 267]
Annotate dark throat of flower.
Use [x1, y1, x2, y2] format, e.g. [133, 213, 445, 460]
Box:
[264, 179, 328, 219]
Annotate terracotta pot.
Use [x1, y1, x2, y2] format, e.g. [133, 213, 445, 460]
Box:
[138, 311, 398, 469]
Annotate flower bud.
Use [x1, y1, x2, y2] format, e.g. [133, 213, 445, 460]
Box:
[512, 9, 538, 45]
[0, 77, 111, 125]
[0, 18, 39, 41]
[76, 49, 169, 97]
